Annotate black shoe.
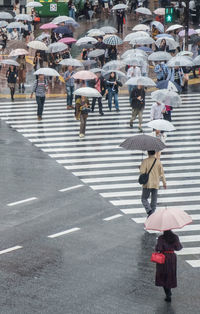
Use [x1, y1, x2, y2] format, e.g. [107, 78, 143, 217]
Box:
[130, 122, 133, 128]
[116, 108, 120, 112]
[100, 112, 104, 115]
[165, 297, 171, 302]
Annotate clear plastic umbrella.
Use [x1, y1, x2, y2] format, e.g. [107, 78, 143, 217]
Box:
[125, 76, 156, 87]
[153, 8, 165, 15]
[34, 68, 60, 76]
[15, 14, 32, 22]
[177, 51, 193, 57]
[76, 36, 97, 46]
[148, 51, 172, 61]
[132, 24, 150, 31]
[88, 29, 105, 37]
[151, 21, 164, 33]
[0, 12, 13, 20]
[123, 57, 143, 66]
[26, 1, 43, 7]
[9, 49, 29, 57]
[112, 4, 128, 10]
[121, 49, 147, 58]
[27, 40, 48, 51]
[1, 59, 20, 66]
[102, 70, 127, 82]
[99, 26, 117, 34]
[131, 37, 155, 45]
[135, 7, 152, 15]
[0, 21, 8, 27]
[124, 31, 150, 42]
[7, 22, 25, 29]
[90, 68, 102, 73]
[52, 16, 75, 24]
[151, 89, 181, 107]
[167, 56, 194, 67]
[47, 42, 68, 53]
[59, 58, 83, 67]
[193, 55, 200, 66]
[102, 60, 125, 71]
[88, 49, 105, 58]
[146, 119, 176, 132]
[165, 24, 183, 32]
[36, 33, 50, 41]
[155, 37, 178, 50]
[74, 87, 102, 98]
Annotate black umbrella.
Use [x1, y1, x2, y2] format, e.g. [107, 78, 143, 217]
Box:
[188, 35, 200, 45]
[120, 134, 166, 152]
[53, 26, 72, 36]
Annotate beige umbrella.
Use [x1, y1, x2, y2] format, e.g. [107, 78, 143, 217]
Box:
[9, 49, 29, 57]
[27, 40, 48, 51]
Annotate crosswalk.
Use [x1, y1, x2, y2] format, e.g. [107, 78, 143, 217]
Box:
[1, 93, 200, 267]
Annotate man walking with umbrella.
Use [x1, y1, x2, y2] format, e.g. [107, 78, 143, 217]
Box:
[64, 65, 75, 110]
[140, 150, 167, 217]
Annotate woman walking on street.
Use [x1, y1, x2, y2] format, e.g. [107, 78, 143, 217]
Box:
[106, 72, 122, 112]
[130, 84, 145, 132]
[75, 96, 90, 138]
[6, 65, 18, 102]
[155, 230, 182, 302]
[30, 74, 48, 121]
[17, 55, 26, 93]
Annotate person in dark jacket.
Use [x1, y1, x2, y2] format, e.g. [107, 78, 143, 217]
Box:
[91, 72, 106, 115]
[108, 45, 117, 61]
[106, 72, 122, 112]
[6, 65, 18, 101]
[95, 36, 106, 66]
[130, 85, 145, 131]
[155, 230, 182, 302]
[75, 96, 90, 138]
[33, 51, 43, 71]
[116, 9, 125, 34]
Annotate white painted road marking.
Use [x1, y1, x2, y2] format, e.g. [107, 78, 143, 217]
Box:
[59, 184, 84, 192]
[0, 246, 22, 255]
[186, 260, 200, 267]
[48, 227, 80, 238]
[103, 214, 123, 221]
[7, 197, 37, 207]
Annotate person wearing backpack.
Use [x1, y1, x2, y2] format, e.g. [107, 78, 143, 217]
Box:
[30, 74, 48, 121]
[140, 151, 166, 217]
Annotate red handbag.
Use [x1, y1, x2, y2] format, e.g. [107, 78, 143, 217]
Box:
[151, 252, 165, 264]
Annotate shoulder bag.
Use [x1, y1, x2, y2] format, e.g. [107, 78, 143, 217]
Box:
[138, 158, 156, 185]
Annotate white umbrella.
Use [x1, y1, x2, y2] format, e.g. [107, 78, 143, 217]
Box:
[146, 119, 176, 131]
[193, 55, 200, 66]
[153, 8, 165, 15]
[102, 60, 125, 71]
[90, 68, 102, 73]
[9, 49, 29, 57]
[7, 22, 25, 29]
[34, 68, 60, 77]
[52, 16, 75, 24]
[47, 42, 67, 53]
[148, 51, 172, 61]
[0, 59, 20, 66]
[26, 1, 43, 7]
[88, 29, 105, 37]
[155, 37, 178, 50]
[124, 31, 149, 42]
[27, 40, 48, 51]
[125, 76, 156, 86]
[121, 49, 147, 58]
[167, 56, 194, 67]
[131, 37, 155, 45]
[0, 21, 8, 27]
[151, 89, 181, 107]
[74, 87, 102, 98]
[165, 24, 183, 32]
[88, 49, 105, 58]
[36, 33, 50, 41]
[99, 26, 117, 34]
[177, 51, 193, 57]
[135, 7, 152, 15]
[112, 4, 128, 10]
[132, 24, 150, 32]
[59, 58, 83, 67]
[76, 36, 97, 46]
[0, 12, 13, 20]
[15, 14, 32, 22]
[151, 21, 164, 33]
[123, 57, 143, 66]
[102, 70, 127, 82]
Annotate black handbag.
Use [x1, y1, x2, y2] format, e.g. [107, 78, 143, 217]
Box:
[138, 159, 156, 185]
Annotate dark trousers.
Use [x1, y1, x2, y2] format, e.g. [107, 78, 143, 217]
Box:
[66, 86, 74, 107]
[36, 96, 45, 117]
[80, 114, 87, 135]
[92, 97, 103, 114]
[141, 188, 158, 214]
[163, 287, 172, 297]
[117, 21, 123, 34]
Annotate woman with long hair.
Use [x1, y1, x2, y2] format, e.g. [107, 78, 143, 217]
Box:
[6, 65, 18, 102]
[17, 55, 26, 93]
[155, 230, 182, 302]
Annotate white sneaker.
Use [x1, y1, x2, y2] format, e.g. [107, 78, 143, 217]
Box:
[79, 133, 85, 138]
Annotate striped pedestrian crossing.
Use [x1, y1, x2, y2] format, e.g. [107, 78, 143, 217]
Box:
[1, 93, 200, 267]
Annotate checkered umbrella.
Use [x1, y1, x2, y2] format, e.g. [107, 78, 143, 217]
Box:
[120, 134, 166, 152]
[103, 35, 123, 46]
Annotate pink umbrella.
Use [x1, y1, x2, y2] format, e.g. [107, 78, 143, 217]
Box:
[9, 49, 29, 57]
[72, 70, 97, 80]
[58, 37, 76, 44]
[144, 207, 192, 232]
[154, 8, 165, 15]
[40, 23, 58, 30]
[178, 29, 197, 37]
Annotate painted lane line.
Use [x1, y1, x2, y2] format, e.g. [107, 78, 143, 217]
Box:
[179, 235, 200, 243]
[103, 214, 123, 221]
[7, 197, 37, 207]
[176, 247, 200, 255]
[59, 185, 84, 192]
[0, 246, 22, 255]
[48, 227, 80, 238]
[121, 205, 200, 213]
[111, 196, 200, 206]
[186, 260, 200, 267]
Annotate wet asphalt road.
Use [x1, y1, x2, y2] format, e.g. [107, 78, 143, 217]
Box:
[0, 112, 200, 314]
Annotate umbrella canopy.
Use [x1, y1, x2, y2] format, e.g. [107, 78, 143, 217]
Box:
[7, 22, 25, 29]
[27, 40, 48, 51]
[102, 70, 127, 82]
[58, 37, 76, 44]
[103, 35, 123, 46]
[34, 68, 60, 77]
[0, 59, 20, 66]
[90, 67, 102, 73]
[36, 33, 50, 41]
[123, 57, 143, 66]
[40, 23, 58, 30]
[120, 134, 166, 152]
[135, 7, 152, 15]
[74, 87, 102, 98]
[151, 89, 181, 107]
[102, 60, 125, 71]
[121, 49, 147, 59]
[167, 56, 194, 67]
[146, 119, 176, 132]
[26, 1, 43, 7]
[9, 49, 29, 57]
[166, 24, 183, 32]
[132, 24, 150, 31]
[0, 12, 13, 20]
[6, 40, 27, 50]
[125, 76, 156, 87]
[0, 21, 8, 27]
[193, 55, 200, 66]
[82, 59, 97, 67]
[15, 14, 32, 22]
[153, 8, 165, 15]
[176, 51, 193, 57]
[144, 207, 192, 231]
[112, 4, 128, 10]
[148, 51, 172, 61]
[72, 70, 97, 80]
[59, 58, 83, 67]
[76, 36, 97, 46]
[138, 46, 153, 53]
[52, 16, 75, 24]
[47, 42, 67, 53]
[178, 29, 197, 37]
[151, 21, 164, 33]
[131, 37, 155, 45]
[156, 80, 180, 93]
[155, 37, 178, 50]
[124, 31, 150, 42]
[156, 33, 173, 39]
[78, 43, 95, 50]
[99, 26, 117, 34]
[53, 26, 72, 36]
[88, 49, 105, 58]
[88, 29, 105, 37]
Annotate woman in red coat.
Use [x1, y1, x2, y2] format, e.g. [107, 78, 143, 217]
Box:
[155, 230, 182, 302]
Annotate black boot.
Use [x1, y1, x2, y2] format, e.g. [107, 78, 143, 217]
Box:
[164, 287, 171, 302]
[22, 84, 25, 93]
[19, 84, 21, 92]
